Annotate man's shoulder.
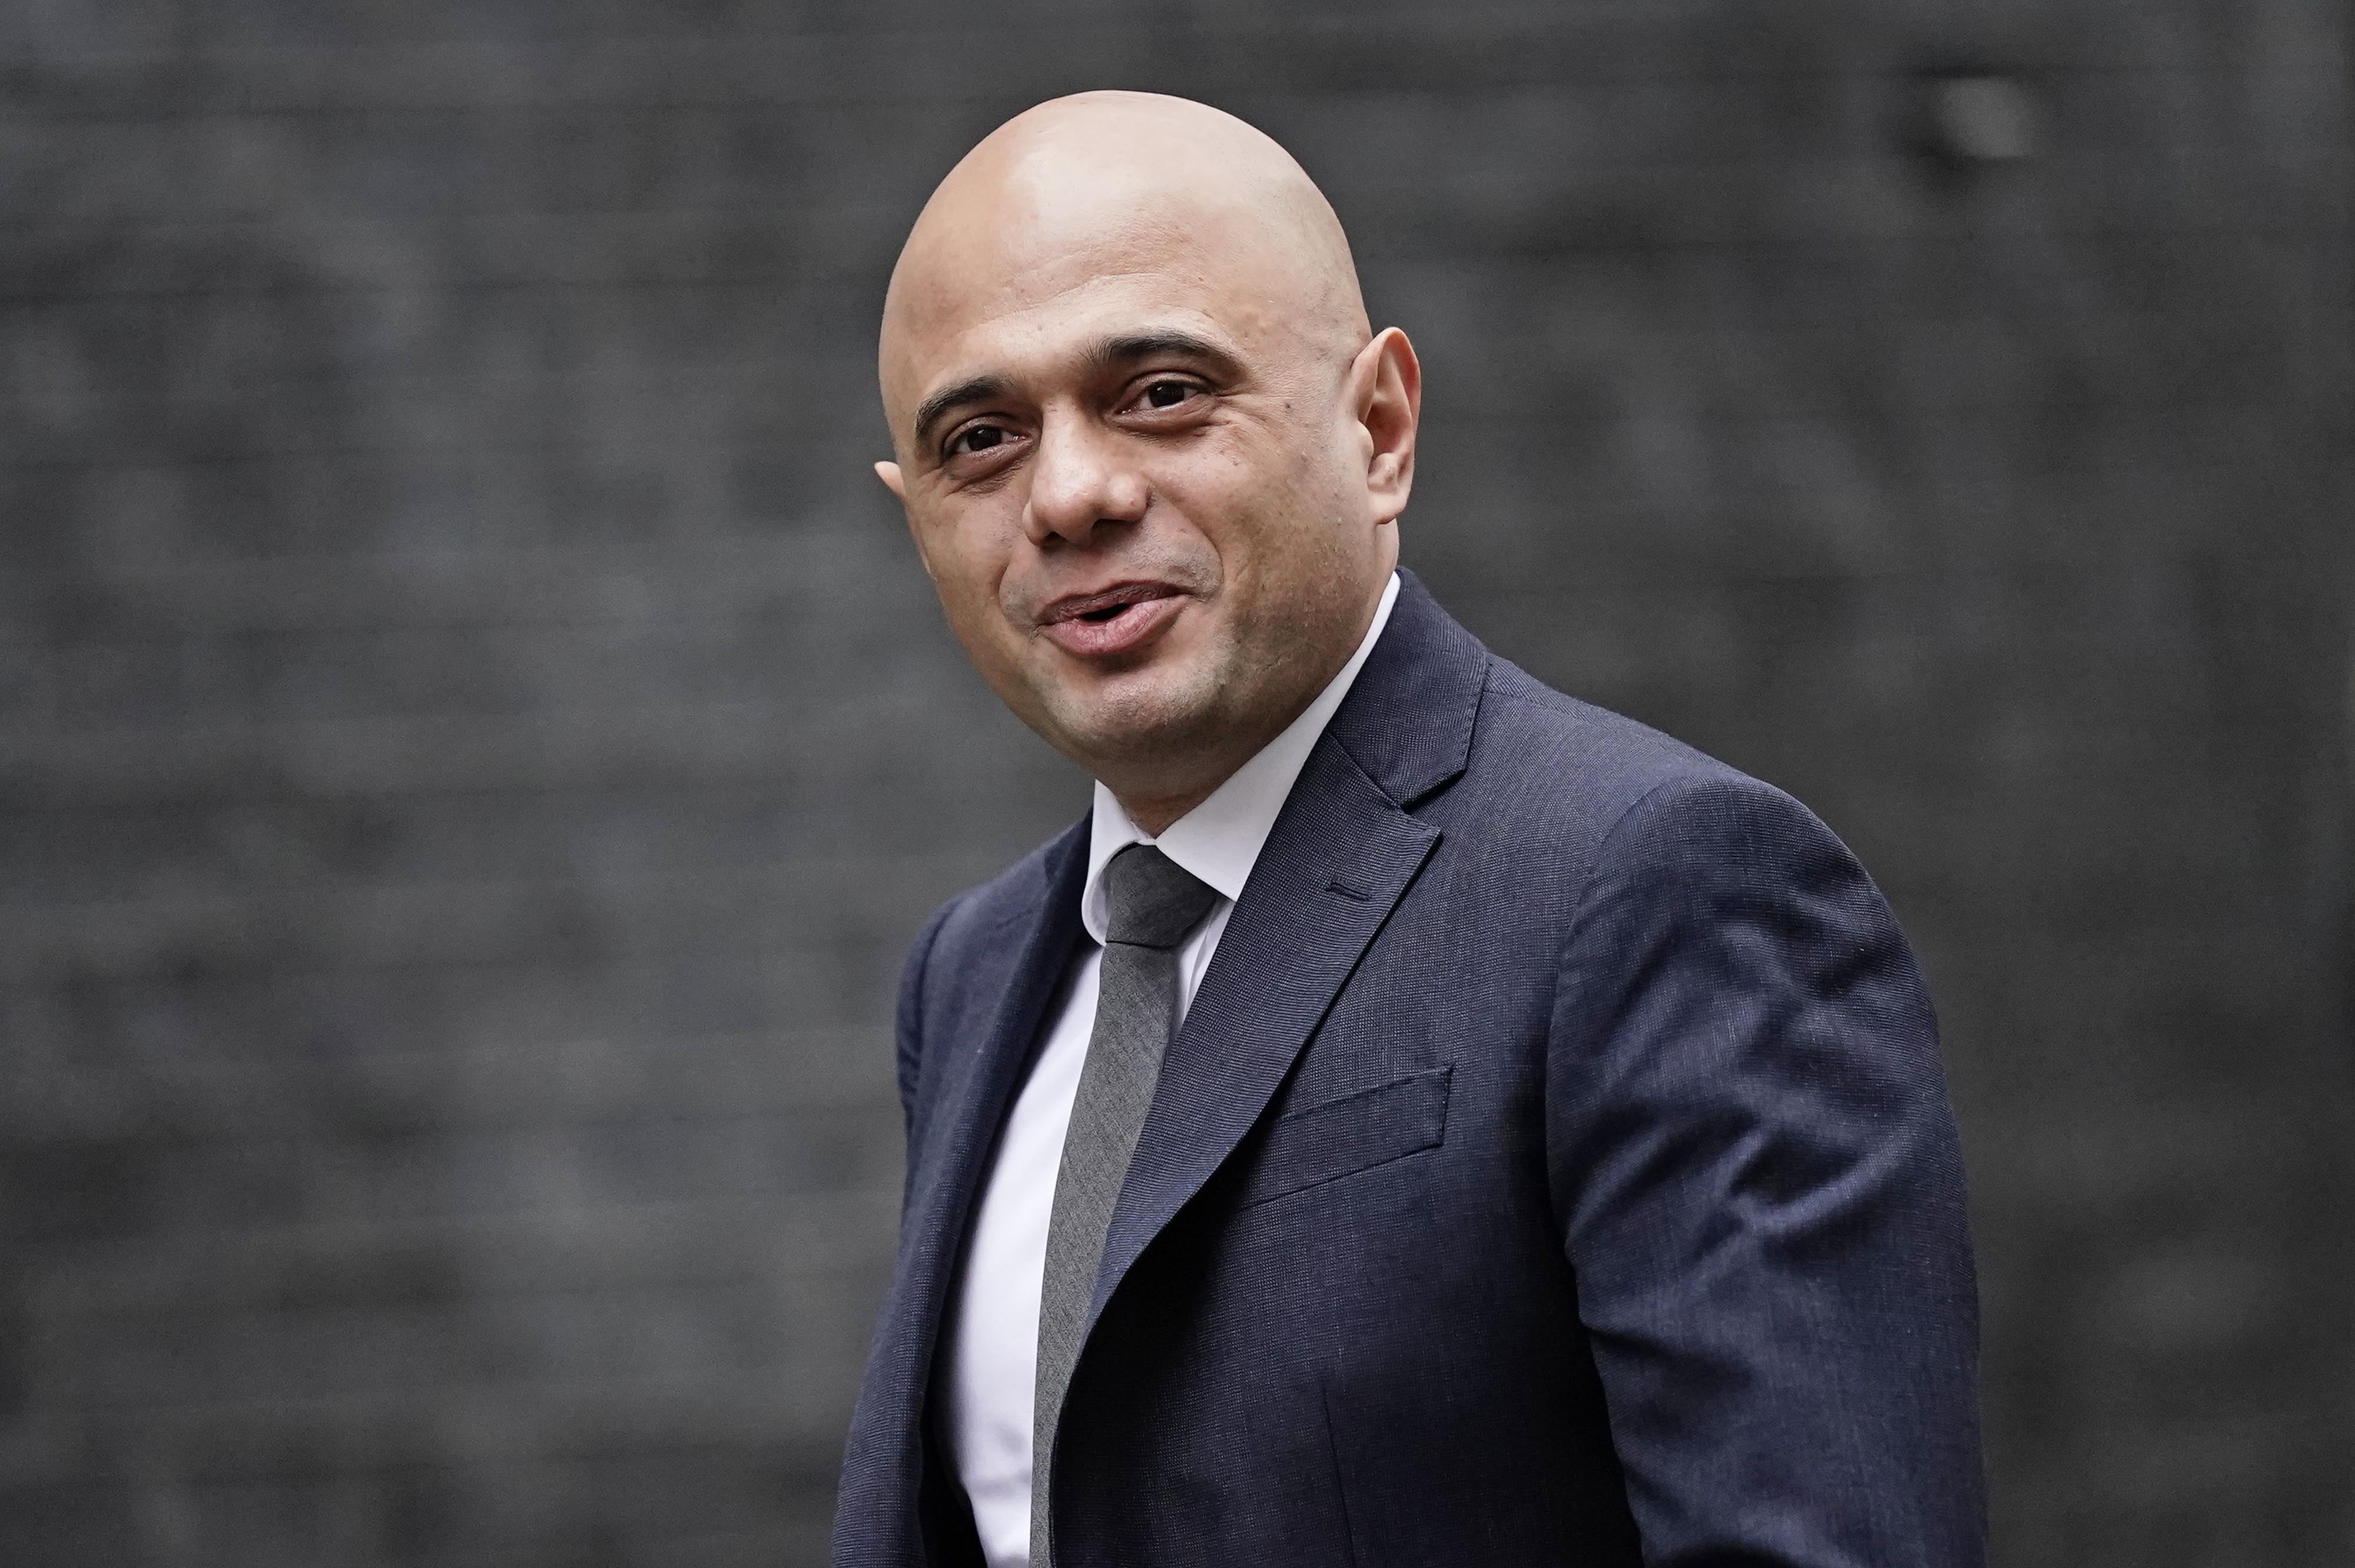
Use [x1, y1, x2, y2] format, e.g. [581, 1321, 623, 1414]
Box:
[1464, 655, 1767, 832]
[911, 819, 1084, 982]
[1444, 651, 1883, 915]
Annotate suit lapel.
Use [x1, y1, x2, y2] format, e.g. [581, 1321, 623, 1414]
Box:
[891, 822, 1089, 1424]
[1083, 571, 1490, 1333]
[1087, 736, 1439, 1328]
[854, 573, 1491, 1551]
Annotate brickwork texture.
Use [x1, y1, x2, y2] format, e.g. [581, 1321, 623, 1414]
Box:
[2, 2, 2349, 1564]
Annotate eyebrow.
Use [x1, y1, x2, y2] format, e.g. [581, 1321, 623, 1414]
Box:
[1085, 329, 1242, 379]
[908, 330, 1245, 451]
[911, 374, 1013, 453]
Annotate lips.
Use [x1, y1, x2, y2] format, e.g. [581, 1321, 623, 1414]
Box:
[1039, 581, 1186, 659]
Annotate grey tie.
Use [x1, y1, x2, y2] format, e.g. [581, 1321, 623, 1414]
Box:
[1031, 844, 1219, 1566]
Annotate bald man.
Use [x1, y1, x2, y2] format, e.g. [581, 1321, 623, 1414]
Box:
[835, 94, 1983, 1568]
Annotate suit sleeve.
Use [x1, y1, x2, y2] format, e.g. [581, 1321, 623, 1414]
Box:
[1545, 774, 1984, 1568]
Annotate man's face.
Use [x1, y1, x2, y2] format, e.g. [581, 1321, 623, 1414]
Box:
[878, 176, 1411, 806]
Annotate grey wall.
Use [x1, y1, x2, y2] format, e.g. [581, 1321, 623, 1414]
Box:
[2, 2, 2349, 1564]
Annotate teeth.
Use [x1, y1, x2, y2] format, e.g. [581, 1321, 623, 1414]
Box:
[1056, 588, 1168, 624]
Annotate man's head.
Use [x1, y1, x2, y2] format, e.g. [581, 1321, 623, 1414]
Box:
[877, 91, 1419, 831]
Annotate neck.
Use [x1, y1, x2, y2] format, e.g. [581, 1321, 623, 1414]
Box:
[1099, 564, 1397, 839]
[1104, 719, 1281, 837]
[1116, 787, 1216, 841]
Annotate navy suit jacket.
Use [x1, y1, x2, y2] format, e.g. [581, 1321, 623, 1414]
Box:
[834, 573, 1983, 1568]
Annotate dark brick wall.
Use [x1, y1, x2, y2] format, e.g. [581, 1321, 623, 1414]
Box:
[2, 3, 2347, 1564]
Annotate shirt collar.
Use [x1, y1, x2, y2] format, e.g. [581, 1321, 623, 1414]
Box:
[1081, 571, 1401, 944]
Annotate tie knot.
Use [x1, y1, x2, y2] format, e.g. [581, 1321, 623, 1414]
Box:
[1101, 843, 1220, 950]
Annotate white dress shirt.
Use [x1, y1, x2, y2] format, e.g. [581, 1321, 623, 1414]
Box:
[938, 572, 1401, 1567]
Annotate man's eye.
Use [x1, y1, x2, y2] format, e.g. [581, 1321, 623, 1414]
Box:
[1141, 380, 1195, 409]
[950, 424, 1007, 456]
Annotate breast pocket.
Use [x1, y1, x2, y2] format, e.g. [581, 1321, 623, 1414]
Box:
[1233, 1065, 1452, 1211]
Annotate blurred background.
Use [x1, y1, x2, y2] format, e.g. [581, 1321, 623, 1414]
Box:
[2, 1, 2349, 1564]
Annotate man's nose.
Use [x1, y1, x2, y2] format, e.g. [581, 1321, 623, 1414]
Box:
[1022, 411, 1149, 547]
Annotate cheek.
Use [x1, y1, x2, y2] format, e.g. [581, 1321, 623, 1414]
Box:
[1194, 440, 1349, 582]
[1166, 432, 1321, 551]
[914, 506, 1016, 606]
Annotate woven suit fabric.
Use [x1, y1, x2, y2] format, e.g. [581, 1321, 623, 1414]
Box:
[1031, 844, 1218, 1566]
[830, 573, 1984, 1568]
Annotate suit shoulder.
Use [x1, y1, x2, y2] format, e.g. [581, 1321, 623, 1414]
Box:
[1467, 655, 1769, 832]
[1454, 657, 1890, 948]
[916, 820, 1080, 974]
[898, 820, 1082, 1125]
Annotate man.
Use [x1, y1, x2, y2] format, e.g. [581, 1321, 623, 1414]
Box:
[835, 91, 1982, 1568]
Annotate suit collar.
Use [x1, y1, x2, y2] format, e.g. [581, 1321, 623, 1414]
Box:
[1077, 567, 1480, 938]
[1324, 567, 1488, 809]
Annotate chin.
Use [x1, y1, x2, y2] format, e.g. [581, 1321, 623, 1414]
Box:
[1040, 659, 1230, 772]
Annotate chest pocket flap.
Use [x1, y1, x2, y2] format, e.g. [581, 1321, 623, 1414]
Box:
[1233, 1065, 1452, 1211]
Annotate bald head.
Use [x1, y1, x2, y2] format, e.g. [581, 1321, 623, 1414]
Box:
[880, 92, 1369, 440]
[872, 91, 1418, 833]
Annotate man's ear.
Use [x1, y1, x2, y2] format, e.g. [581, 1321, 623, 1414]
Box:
[876, 460, 938, 581]
[1351, 327, 1421, 525]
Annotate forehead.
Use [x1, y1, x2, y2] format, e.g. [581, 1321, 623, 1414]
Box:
[927, 274, 1275, 387]
[883, 181, 1317, 416]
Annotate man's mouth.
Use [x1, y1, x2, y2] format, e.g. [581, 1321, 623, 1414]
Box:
[1039, 582, 1186, 658]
